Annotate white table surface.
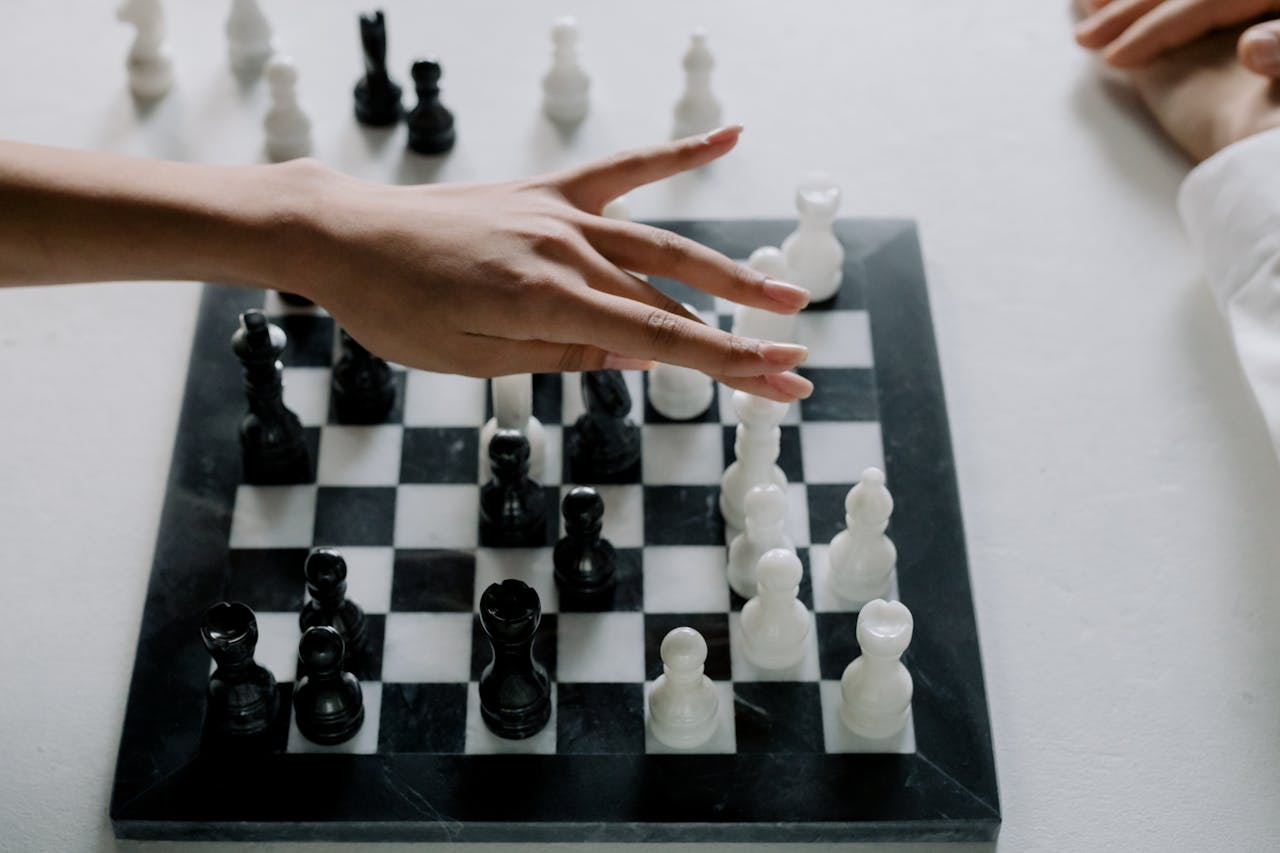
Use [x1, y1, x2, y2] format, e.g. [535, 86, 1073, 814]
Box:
[4, 1, 1280, 851]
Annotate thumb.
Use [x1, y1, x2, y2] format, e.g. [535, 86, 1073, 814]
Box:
[1238, 20, 1280, 78]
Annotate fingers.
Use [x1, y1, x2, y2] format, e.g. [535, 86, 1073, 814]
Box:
[582, 218, 811, 313]
[1104, 0, 1277, 66]
[552, 125, 743, 214]
[1239, 20, 1280, 76]
[1075, 0, 1165, 49]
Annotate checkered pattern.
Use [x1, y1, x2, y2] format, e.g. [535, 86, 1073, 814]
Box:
[227, 271, 911, 759]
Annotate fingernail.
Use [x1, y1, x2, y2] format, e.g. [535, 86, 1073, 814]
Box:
[764, 371, 814, 400]
[759, 341, 808, 367]
[1242, 28, 1280, 76]
[702, 124, 744, 145]
[762, 277, 811, 309]
[604, 354, 659, 371]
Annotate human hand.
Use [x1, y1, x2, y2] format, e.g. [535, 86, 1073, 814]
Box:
[281, 126, 814, 403]
[1076, 0, 1280, 78]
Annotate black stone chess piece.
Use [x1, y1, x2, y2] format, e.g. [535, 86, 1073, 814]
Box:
[567, 370, 642, 483]
[406, 59, 456, 155]
[231, 309, 311, 484]
[299, 547, 368, 665]
[480, 430, 548, 547]
[353, 10, 403, 126]
[478, 579, 551, 739]
[331, 329, 396, 423]
[201, 601, 279, 740]
[553, 486, 617, 603]
[293, 626, 365, 745]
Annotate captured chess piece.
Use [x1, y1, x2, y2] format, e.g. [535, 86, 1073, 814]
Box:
[225, 0, 274, 77]
[332, 329, 396, 424]
[719, 390, 789, 530]
[567, 370, 642, 483]
[480, 430, 548, 547]
[726, 483, 794, 599]
[201, 601, 278, 740]
[553, 486, 617, 604]
[353, 10, 403, 126]
[732, 247, 798, 344]
[231, 310, 311, 485]
[828, 467, 897, 606]
[116, 0, 174, 100]
[479, 374, 546, 481]
[264, 56, 313, 163]
[478, 579, 552, 739]
[299, 547, 368, 665]
[672, 28, 722, 139]
[648, 626, 719, 749]
[293, 626, 365, 745]
[541, 16, 589, 124]
[781, 172, 845, 303]
[406, 59, 456, 155]
[840, 599, 913, 739]
[740, 549, 811, 669]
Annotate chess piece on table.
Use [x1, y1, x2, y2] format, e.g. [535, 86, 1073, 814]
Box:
[568, 370, 642, 483]
[672, 28, 722, 139]
[480, 430, 548, 547]
[740, 549, 811, 669]
[478, 580, 552, 739]
[299, 547, 368, 664]
[201, 601, 278, 740]
[840, 599, 913, 739]
[116, 0, 174, 100]
[406, 60, 456, 155]
[293, 626, 365, 745]
[719, 390, 788, 530]
[332, 329, 396, 424]
[781, 173, 845, 303]
[231, 310, 311, 485]
[648, 627, 719, 749]
[541, 16, 589, 124]
[828, 467, 897, 606]
[553, 486, 616, 603]
[726, 484, 794, 599]
[479, 374, 546, 481]
[732, 247, 798, 344]
[225, 0, 274, 77]
[264, 56, 313, 163]
[353, 10, 403, 126]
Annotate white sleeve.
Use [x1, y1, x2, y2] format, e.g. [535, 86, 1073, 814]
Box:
[1178, 127, 1280, 459]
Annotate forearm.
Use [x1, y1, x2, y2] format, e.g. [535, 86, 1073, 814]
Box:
[0, 141, 315, 290]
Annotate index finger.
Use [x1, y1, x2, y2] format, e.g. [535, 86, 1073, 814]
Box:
[1103, 0, 1275, 66]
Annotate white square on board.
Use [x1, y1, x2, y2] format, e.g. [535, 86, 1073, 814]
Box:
[642, 547, 730, 613]
[394, 484, 479, 548]
[793, 311, 873, 368]
[643, 680, 737, 754]
[282, 367, 331, 426]
[463, 683, 557, 755]
[402, 371, 487, 427]
[642, 424, 725, 485]
[382, 612, 474, 683]
[316, 425, 405, 486]
[798, 422, 884, 484]
[229, 485, 318, 548]
[556, 612, 645, 683]
[819, 680, 916, 754]
[287, 683, 382, 754]
[306, 546, 394, 614]
[473, 548, 558, 613]
[728, 611, 821, 682]
[251, 611, 303, 682]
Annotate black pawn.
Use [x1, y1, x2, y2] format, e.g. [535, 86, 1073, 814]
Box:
[553, 486, 616, 603]
[406, 59, 456, 155]
[353, 10, 403, 126]
[567, 370, 641, 483]
[300, 547, 368, 664]
[231, 310, 311, 485]
[480, 430, 548, 547]
[293, 626, 365, 745]
[332, 329, 396, 423]
[201, 601, 279, 740]
[478, 579, 551, 739]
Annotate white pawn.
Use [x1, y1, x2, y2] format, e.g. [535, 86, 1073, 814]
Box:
[648, 627, 719, 749]
[828, 467, 897, 605]
[226, 0, 274, 76]
[648, 302, 714, 420]
[263, 57, 312, 163]
[781, 173, 845, 303]
[719, 391, 788, 530]
[732, 247, 798, 344]
[479, 374, 546, 481]
[541, 17, 589, 124]
[741, 549, 811, 670]
[672, 28, 722, 139]
[726, 484, 793, 599]
[116, 0, 174, 100]
[840, 599, 913, 739]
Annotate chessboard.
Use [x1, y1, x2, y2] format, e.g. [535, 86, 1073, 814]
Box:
[110, 218, 999, 843]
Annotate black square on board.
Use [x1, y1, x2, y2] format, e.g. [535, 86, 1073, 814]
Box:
[378, 683, 468, 754]
[390, 549, 476, 612]
[643, 485, 724, 546]
[478, 485, 559, 548]
[225, 548, 308, 612]
[400, 427, 479, 484]
[313, 486, 397, 546]
[644, 613, 730, 682]
[807, 483, 856, 544]
[815, 612, 863, 681]
[470, 613, 558, 682]
[797, 368, 878, 422]
[558, 547, 644, 612]
[732, 682, 825, 754]
[276, 314, 335, 368]
[720, 424, 804, 483]
[555, 683, 645, 755]
[288, 614, 385, 683]
[729, 548, 812, 612]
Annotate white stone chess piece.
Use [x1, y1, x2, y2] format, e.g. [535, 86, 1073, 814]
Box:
[726, 484, 794, 599]
[741, 549, 811, 669]
[781, 173, 845, 303]
[840, 599, 913, 739]
[672, 28, 722, 139]
[828, 467, 897, 605]
[732, 247, 798, 344]
[719, 391, 788, 530]
[647, 303, 714, 421]
[264, 56, 313, 163]
[116, 0, 174, 100]
[648, 626, 719, 749]
[601, 196, 631, 222]
[226, 0, 275, 76]
[479, 374, 546, 481]
[541, 17, 589, 124]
